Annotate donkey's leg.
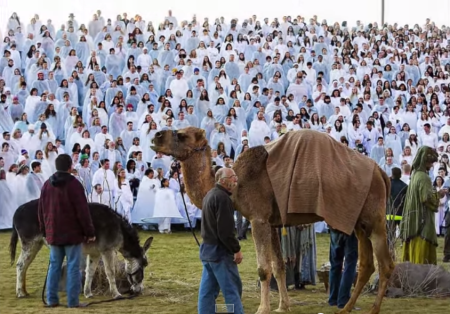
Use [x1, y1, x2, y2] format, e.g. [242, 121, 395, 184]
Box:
[336, 226, 374, 314]
[270, 228, 290, 312]
[101, 250, 121, 299]
[252, 219, 273, 314]
[16, 238, 44, 298]
[83, 254, 100, 298]
[366, 220, 395, 314]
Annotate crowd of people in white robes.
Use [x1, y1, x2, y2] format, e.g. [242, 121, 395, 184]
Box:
[1, 10, 450, 235]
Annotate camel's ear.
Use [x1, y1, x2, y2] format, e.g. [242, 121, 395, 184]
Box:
[143, 236, 153, 254]
[195, 129, 206, 141]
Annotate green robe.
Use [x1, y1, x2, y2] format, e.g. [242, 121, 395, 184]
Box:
[399, 170, 439, 246]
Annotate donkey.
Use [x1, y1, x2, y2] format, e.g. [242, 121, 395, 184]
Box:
[9, 200, 153, 299]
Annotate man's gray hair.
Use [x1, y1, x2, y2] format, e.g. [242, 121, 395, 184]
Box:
[215, 168, 230, 183]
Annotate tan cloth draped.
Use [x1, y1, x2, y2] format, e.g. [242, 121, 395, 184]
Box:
[265, 130, 376, 235]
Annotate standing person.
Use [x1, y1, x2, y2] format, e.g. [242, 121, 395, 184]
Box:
[444, 209, 450, 262]
[38, 154, 95, 308]
[400, 146, 447, 265]
[328, 228, 359, 310]
[198, 167, 244, 314]
[92, 159, 115, 207]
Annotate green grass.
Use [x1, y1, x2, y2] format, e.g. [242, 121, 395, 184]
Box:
[0, 230, 448, 314]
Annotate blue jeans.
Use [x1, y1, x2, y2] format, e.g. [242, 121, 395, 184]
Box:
[47, 244, 82, 307]
[198, 255, 244, 314]
[328, 229, 358, 308]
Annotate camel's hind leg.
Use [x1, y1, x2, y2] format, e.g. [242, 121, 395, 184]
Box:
[16, 238, 44, 298]
[252, 219, 273, 314]
[270, 228, 290, 312]
[336, 225, 375, 314]
[366, 219, 395, 314]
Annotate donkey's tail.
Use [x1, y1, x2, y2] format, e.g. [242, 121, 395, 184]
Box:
[9, 224, 18, 266]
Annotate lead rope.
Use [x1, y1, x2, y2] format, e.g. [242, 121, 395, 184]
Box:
[176, 166, 200, 247]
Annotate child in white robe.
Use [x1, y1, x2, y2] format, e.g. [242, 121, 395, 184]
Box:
[115, 169, 134, 223]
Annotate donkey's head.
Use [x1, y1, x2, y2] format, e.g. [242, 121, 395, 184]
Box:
[124, 236, 153, 294]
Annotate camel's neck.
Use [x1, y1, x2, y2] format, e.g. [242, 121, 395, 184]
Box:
[181, 146, 214, 208]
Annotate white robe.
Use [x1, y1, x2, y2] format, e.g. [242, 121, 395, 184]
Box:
[143, 187, 186, 231]
[0, 179, 16, 229]
[92, 168, 116, 207]
[115, 179, 134, 223]
[248, 120, 271, 147]
[41, 152, 57, 180]
[132, 176, 160, 224]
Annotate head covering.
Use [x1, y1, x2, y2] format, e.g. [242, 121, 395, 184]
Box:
[40, 123, 47, 129]
[80, 154, 89, 161]
[21, 149, 27, 155]
[17, 155, 26, 163]
[16, 164, 29, 175]
[409, 130, 416, 135]
[194, 68, 199, 72]
[127, 104, 133, 109]
[28, 124, 34, 130]
[411, 146, 438, 173]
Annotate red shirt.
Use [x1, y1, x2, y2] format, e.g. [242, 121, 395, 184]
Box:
[38, 172, 95, 245]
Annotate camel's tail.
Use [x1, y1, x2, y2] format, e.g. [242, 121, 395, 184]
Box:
[9, 224, 18, 266]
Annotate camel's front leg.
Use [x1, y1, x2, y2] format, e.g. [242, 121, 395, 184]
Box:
[270, 228, 290, 312]
[83, 254, 100, 298]
[252, 219, 273, 314]
[101, 251, 122, 299]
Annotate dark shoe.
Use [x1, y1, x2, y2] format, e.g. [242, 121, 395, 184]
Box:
[294, 283, 305, 290]
[443, 256, 450, 263]
[44, 303, 59, 308]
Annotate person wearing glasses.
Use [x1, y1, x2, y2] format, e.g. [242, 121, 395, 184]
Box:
[198, 167, 244, 314]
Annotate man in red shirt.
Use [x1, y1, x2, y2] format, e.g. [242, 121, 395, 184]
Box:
[38, 154, 95, 308]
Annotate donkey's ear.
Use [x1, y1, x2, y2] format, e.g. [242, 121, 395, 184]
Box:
[143, 236, 153, 254]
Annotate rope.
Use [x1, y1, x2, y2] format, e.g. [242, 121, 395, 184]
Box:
[175, 165, 200, 247]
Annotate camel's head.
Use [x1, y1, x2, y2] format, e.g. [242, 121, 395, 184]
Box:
[151, 127, 208, 160]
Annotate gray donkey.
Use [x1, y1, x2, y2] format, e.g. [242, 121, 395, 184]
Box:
[9, 200, 153, 299]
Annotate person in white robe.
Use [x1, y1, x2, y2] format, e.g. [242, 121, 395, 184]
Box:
[0, 142, 15, 170]
[40, 141, 58, 180]
[0, 168, 16, 230]
[143, 178, 186, 233]
[91, 159, 116, 208]
[90, 184, 111, 206]
[115, 168, 134, 222]
[26, 160, 46, 200]
[132, 168, 160, 225]
[13, 164, 33, 207]
[248, 111, 271, 147]
[108, 104, 127, 140]
[20, 124, 42, 159]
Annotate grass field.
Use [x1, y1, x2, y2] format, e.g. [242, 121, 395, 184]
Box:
[0, 230, 449, 314]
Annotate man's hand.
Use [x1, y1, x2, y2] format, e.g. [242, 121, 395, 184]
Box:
[234, 251, 243, 264]
[86, 236, 96, 243]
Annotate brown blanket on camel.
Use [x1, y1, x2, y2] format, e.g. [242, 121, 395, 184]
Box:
[265, 130, 376, 235]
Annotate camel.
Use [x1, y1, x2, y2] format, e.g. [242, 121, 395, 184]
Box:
[151, 127, 395, 314]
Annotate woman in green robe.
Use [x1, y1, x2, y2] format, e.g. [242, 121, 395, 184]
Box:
[399, 146, 447, 265]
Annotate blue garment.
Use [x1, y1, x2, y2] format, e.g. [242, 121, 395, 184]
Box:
[328, 229, 358, 309]
[198, 252, 244, 314]
[46, 244, 82, 307]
